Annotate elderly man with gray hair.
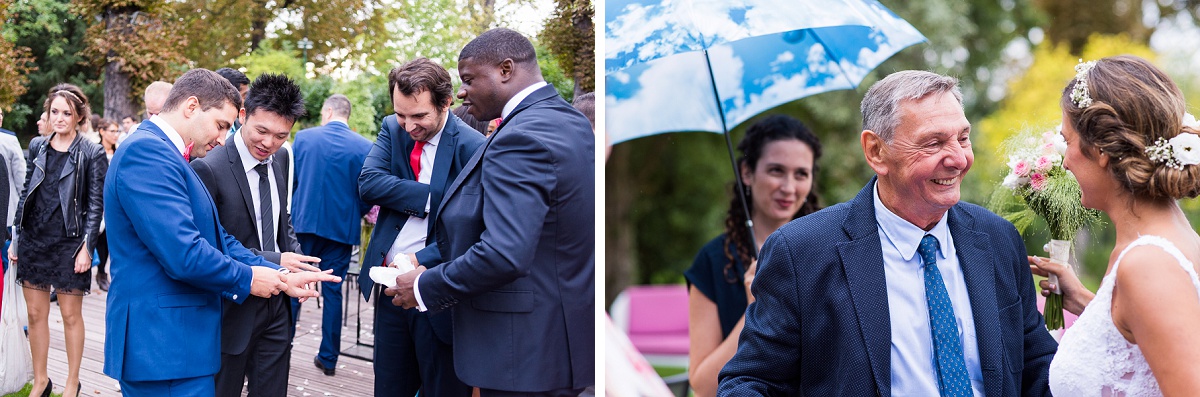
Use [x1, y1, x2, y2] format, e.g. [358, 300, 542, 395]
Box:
[718, 71, 1058, 396]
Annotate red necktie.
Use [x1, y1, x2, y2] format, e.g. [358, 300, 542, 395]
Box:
[183, 142, 193, 162]
[410, 140, 426, 177]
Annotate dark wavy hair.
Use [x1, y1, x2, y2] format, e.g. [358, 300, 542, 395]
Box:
[722, 114, 823, 283]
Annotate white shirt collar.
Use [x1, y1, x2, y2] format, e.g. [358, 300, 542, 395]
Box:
[873, 183, 955, 263]
[501, 81, 549, 121]
[148, 115, 186, 157]
[234, 130, 271, 173]
[422, 111, 448, 147]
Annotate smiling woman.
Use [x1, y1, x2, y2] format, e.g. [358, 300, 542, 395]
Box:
[683, 114, 823, 397]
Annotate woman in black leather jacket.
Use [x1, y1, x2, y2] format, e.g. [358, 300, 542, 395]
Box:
[9, 83, 106, 397]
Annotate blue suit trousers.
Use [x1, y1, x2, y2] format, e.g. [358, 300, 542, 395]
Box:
[292, 233, 351, 367]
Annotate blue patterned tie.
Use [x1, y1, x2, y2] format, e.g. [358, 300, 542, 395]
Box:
[918, 235, 972, 397]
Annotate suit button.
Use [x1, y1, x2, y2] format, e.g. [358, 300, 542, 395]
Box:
[395, 226, 401, 231]
[232, 294, 239, 300]
[380, 252, 386, 257]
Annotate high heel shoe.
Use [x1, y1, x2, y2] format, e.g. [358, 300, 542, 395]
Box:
[35, 379, 52, 397]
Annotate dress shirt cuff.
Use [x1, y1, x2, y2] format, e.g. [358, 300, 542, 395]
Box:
[413, 271, 428, 312]
[424, 194, 431, 214]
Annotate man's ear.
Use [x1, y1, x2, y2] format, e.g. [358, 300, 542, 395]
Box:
[181, 96, 200, 119]
[498, 58, 515, 82]
[861, 130, 889, 176]
[238, 108, 246, 125]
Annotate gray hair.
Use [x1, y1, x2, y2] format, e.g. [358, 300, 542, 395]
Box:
[322, 94, 352, 118]
[861, 71, 963, 143]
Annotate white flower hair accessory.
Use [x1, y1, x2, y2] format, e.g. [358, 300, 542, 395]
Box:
[1145, 112, 1200, 169]
[1071, 59, 1097, 109]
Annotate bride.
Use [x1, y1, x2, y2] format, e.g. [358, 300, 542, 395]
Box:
[1032, 55, 1200, 396]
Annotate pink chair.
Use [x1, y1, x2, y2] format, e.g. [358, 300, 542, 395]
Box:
[610, 285, 690, 367]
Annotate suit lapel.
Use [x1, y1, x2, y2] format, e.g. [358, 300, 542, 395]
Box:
[836, 178, 891, 395]
[950, 206, 1004, 395]
[436, 86, 557, 216]
[427, 122, 456, 230]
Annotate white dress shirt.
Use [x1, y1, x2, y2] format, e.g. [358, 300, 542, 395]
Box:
[413, 83, 546, 312]
[148, 116, 186, 157]
[386, 115, 446, 263]
[874, 185, 984, 397]
[234, 131, 281, 252]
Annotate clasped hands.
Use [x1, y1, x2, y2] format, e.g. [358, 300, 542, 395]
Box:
[250, 252, 339, 301]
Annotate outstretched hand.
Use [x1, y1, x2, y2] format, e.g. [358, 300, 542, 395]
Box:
[284, 269, 341, 302]
[1029, 255, 1095, 316]
[280, 252, 322, 272]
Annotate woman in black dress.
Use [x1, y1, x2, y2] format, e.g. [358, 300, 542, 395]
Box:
[9, 84, 106, 397]
[683, 115, 823, 396]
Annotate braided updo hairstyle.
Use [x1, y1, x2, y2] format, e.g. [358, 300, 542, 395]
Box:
[722, 115, 823, 283]
[1061, 55, 1200, 200]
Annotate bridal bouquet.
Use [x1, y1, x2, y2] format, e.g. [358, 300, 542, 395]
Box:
[989, 126, 1100, 329]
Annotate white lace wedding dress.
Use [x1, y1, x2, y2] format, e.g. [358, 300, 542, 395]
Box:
[1049, 235, 1200, 396]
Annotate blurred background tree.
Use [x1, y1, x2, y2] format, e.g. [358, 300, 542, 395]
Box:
[605, 0, 1200, 306]
[2, 0, 585, 144]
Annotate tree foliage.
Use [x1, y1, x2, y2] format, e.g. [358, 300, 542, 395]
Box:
[540, 0, 594, 96]
[2, 0, 100, 139]
[0, 0, 38, 116]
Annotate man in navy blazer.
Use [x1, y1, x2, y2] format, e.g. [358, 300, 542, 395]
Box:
[718, 71, 1057, 396]
[359, 58, 484, 396]
[388, 28, 594, 396]
[291, 94, 373, 375]
[103, 68, 335, 396]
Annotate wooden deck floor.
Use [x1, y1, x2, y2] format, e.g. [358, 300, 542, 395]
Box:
[33, 272, 378, 397]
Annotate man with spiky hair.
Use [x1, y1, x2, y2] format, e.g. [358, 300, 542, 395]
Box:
[191, 73, 321, 397]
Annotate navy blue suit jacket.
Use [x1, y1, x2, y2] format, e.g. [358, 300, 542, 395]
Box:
[718, 178, 1056, 396]
[421, 85, 595, 391]
[103, 121, 279, 382]
[291, 121, 372, 245]
[357, 113, 484, 341]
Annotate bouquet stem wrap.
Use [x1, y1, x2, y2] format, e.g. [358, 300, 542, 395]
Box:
[1044, 239, 1072, 329]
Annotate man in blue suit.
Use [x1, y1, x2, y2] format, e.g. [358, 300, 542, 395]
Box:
[103, 68, 337, 396]
[388, 28, 594, 396]
[291, 94, 373, 376]
[718, 71, 1057, 396]
[359, 57, 484, 397]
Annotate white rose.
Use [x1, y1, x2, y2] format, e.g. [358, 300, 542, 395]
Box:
[1051, 133, 1068, 155]
[1184, 113, 1200, 130]
[1169, 132, 1200, 166]
[1002, 173, 1029, 189]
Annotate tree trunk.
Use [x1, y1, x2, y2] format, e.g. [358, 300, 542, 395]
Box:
[103, 56, 136, 120]
[103, 11, 136, 120]
[605, 144, 636, 309]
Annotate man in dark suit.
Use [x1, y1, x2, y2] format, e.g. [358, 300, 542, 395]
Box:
[291, 94, 373, 376]
[191, 74, 321, 397]
[387, 28, 594, 396]
[103, 68, 336, 396]
[718, 71, 1057, 396]
[358, 57, 484, 397]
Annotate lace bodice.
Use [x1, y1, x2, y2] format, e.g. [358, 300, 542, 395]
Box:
[1049, 235, 1200, 396]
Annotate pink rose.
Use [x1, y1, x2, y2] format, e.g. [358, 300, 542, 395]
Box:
[1030, 172, 1048, 191]
[1034, 156, 1053, 171]
[1013, 161, 1031, 177]
[365, 205, 380, 224]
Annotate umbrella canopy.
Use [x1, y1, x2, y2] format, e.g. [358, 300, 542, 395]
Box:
[605, 0, 927, 144]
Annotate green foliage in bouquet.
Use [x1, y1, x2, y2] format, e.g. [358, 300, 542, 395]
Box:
[988, 127, 1101, 329]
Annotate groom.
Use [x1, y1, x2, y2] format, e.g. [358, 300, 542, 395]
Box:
[718, 71, 1057, 396]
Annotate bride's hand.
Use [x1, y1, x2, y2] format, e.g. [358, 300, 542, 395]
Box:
[1029, 255, 1095, 316]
